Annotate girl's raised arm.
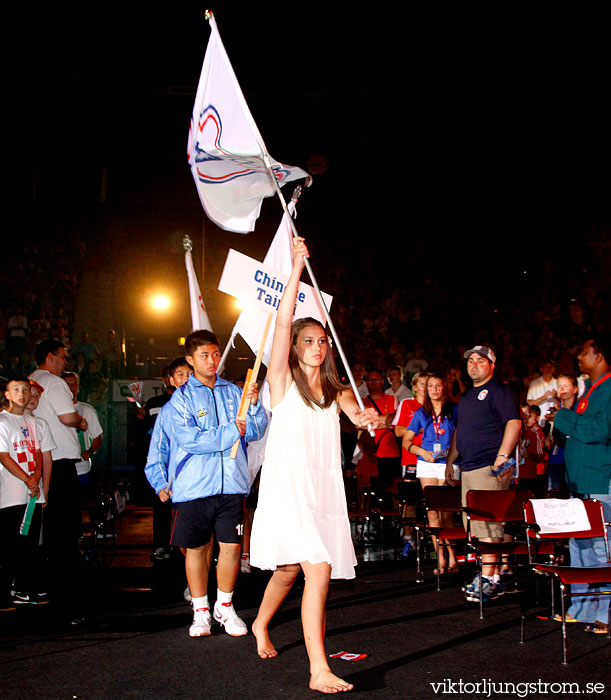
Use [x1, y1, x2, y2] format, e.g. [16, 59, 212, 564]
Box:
[266, 237, 309, 403]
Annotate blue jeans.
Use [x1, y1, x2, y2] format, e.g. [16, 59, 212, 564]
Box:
[567, 481, 611, 624]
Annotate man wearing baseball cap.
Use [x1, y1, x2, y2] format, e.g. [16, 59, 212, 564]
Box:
[445, 345, 521, 603]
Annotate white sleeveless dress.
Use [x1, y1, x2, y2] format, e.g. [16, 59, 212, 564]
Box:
[250, 381, 357, 579]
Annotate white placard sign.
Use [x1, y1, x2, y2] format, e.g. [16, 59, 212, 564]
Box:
[530, 498, 591, 534]
[218, 249, 333, 323]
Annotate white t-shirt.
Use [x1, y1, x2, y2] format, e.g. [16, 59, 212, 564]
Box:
[527, 376, 558, 426]
[0, 411, 43, 508]
[34, 416, 57, 454]
[356, 382, 369, 399]
[74, 402, 103, 475]
[385, 384, 414, 403]
[29, 369, 81, 460]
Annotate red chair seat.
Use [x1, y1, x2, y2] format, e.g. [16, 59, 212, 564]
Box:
[478, 541, 555, 557]
[533, 564, 611, 585]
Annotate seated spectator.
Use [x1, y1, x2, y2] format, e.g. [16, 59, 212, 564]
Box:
[356, 370, 400, 489]
[385, 366, 413, 403]
[519, 405, 546, 497]
[544, 374, 578, 495]
[444, 366, 466, 403]
[527, 359, 557, 426]
[71, 333, 99, 363]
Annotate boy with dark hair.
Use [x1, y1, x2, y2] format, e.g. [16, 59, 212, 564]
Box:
[0, 376, 45, 608]
[25, 381, 56, 508]
[167, 331, 268, 637]
[144, 357, 193, 560]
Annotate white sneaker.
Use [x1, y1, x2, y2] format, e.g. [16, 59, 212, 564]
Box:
[240, 553, 251, 574]
[213, 601, 248, 636]
[189, 606, 211, 637]
[184, 586, 192, 603]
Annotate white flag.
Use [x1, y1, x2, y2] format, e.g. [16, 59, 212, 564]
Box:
[227, 200, 326, 367]
[185, 249, 213, 332]
[188, 16, 309, 233]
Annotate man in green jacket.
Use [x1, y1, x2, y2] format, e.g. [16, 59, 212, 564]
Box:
[554, 333, 611, 633]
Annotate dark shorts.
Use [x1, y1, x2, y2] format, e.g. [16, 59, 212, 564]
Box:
[170, 494, 244, 549]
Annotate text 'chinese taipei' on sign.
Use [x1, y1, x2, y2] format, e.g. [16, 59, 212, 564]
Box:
[218, 250, 332, 324]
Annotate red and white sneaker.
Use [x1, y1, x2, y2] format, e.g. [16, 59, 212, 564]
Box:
[189, 606, 211, 637]
[213, 601, 248, 636]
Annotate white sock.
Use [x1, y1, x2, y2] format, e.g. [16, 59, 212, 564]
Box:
[492, 574, 500, 584]
[192, 595, 209, 611]
[217, 589, 233, 606]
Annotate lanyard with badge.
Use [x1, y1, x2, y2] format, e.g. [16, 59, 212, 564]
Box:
[431, 411, 446, 454]
[576, 371, 611, 414]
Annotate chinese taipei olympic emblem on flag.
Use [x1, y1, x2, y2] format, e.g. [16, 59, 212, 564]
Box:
[188, 14, 308, 233]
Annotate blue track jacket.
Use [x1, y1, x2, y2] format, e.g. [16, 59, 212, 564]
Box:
[158, 374, 268, 503]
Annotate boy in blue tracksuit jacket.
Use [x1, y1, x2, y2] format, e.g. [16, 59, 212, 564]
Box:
[166, 330, 267, 639]
[144, 356, 192, 558]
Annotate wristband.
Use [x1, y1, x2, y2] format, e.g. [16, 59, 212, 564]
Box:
[496, 453, 509, 458]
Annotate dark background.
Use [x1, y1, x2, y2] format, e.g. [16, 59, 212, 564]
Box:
[12, 6, 611, 351]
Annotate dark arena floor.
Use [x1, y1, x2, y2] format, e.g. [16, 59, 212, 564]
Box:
[1, 506, 609, 700]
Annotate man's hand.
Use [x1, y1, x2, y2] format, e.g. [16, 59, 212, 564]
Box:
[445, 462, 457, 486]
[78, 417, 88, 431]
[25, 473, 39, 491]
[492, 455, 513, 482]
[235, 417, 247, 437]
[245, 382, 259, 405]
[158, 487, 171, 503]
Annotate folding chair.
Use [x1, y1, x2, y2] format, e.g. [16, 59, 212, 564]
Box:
[463, 489, 551, 619]
[370, 490, 403, 559]
[421, 485, 466, 591]
[347, 483, 375, 551]
[80, 487, 118, 566]
[523, 498, 611, 664]
[397, 480, 425, 582]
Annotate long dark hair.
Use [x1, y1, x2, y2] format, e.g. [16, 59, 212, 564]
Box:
[422, 374, 454, 420]
[288, 317, 345, 409]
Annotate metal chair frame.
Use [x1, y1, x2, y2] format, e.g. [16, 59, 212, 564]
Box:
[422, 485, 467, 591]
[523, 497, 611, 664]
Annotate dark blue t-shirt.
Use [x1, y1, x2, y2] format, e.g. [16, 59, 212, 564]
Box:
[456, 377, 520, 471]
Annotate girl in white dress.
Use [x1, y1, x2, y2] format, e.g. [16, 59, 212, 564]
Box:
[250, 238, 379, 694]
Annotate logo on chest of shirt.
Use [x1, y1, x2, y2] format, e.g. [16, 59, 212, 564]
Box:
[197, 408, 207, 418]
[477, 390, 488, 401]
[20, 426, 30, 439]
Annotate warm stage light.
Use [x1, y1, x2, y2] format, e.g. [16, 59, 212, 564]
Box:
[152, 295, 170, 311]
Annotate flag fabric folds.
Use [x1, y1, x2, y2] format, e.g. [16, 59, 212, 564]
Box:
[188, 16, 308, 233]
[185, 249, 213, 332]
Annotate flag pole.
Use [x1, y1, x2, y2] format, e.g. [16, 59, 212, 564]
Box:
[217, 183, 303, 377]
[262, 156, 374, 435]
[229, 311, 273, 458]
[217, 325, 237, 376]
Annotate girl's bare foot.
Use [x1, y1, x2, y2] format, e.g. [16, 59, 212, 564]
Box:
[309, 669, 353, 693]
[252, 619, 277, 659]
